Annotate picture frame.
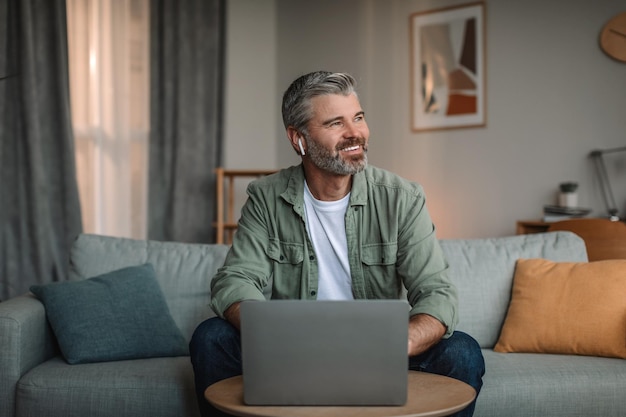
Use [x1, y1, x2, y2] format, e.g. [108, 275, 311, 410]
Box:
[410, 2, 486, 132]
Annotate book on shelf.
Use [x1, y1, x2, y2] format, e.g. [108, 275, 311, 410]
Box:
[543, 214, 590, 222]
[542, 205, 591, 222]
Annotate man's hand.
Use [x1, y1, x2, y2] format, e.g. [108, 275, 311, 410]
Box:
[224, 302, 242, 330]
[407, 313, 446, 356]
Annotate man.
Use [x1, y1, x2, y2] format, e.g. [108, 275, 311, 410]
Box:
[190, 71, 485, 416]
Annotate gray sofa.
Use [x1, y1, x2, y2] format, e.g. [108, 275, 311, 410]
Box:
[1, 231, 625, 417]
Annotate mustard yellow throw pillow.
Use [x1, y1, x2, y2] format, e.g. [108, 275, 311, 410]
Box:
[494, 258, 626, 358]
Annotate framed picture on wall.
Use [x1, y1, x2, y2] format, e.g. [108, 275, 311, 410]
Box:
[410, 2, 486, 132]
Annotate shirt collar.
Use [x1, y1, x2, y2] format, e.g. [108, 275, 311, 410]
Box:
[281, 164, 369, 211]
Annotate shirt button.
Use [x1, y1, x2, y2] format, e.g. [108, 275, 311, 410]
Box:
[279, 255, 284, 260]
[309, 255, 315, 261]
[310, 290, 316, 296]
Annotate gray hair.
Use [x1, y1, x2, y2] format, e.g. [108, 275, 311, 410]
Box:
[281, 71, 357, 133]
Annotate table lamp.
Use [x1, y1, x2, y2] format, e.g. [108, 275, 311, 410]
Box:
[589, 146, 626, 221]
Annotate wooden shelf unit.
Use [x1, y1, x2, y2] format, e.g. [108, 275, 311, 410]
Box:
[214, 168, 277, 244]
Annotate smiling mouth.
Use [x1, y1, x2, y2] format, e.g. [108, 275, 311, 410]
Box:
[340, 145, 361, 152]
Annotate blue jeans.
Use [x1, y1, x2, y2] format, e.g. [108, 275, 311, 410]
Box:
[189, 317, 485, 417]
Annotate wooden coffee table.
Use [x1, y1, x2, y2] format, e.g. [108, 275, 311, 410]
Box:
[205, 370, 476, 417]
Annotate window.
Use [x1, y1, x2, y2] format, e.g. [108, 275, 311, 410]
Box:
[66, 0, 149, 238]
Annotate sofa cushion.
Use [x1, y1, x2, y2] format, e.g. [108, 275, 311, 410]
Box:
[439, 232, 588, 348]
[494, 258, 626, 358]
[16, 356, 199, 417]
[30, 264, 188, 364]
[476, 349, 626, 417]
[68, 234, 234, 341]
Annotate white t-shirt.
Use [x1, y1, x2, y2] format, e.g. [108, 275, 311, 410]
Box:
[303, 181, 354, 300]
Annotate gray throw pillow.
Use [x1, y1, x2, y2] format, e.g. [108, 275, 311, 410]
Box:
[30, 263, 188, 364]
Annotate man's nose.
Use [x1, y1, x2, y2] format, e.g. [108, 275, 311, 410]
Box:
[344, 121, 361, 138]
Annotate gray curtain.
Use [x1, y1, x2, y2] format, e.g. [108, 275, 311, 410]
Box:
[148, 0, 225, 243]
[0, 0, 82, 300]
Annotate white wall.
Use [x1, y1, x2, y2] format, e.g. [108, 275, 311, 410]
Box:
[226, 0, 626, 238]
[223, 0, 278, 169]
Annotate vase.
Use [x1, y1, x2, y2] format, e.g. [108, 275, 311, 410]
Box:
[558, 192, 578, 208]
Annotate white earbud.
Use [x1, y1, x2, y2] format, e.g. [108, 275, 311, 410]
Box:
[298, 138, 305, 156]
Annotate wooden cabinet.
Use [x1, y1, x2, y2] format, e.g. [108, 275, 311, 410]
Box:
[517, 218, 626, 261]
[516, 220, 552, 235]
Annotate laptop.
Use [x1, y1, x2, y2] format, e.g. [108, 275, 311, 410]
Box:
[240, 299, 409, 406]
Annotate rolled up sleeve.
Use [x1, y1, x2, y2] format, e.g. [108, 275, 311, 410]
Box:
[397, 189, 458, 338]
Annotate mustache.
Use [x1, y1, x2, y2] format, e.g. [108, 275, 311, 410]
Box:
[335, 138, 367, 151]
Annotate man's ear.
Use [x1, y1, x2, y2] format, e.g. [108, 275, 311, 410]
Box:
[286, 127, 304, 156]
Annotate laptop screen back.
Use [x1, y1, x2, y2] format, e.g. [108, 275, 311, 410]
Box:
[240, 300, 409, 406]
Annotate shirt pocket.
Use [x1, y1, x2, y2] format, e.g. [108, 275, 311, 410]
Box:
[361, 242, 401, 298]
[266, 238, 305, 298]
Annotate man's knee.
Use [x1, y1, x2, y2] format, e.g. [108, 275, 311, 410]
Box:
[446, 332, 484, 363]
[412, 331, 484, 393]
[189, 317, 239, 359]
[441, 332, 485, 389]
[189, 317, 240, 417]
[189, 316, 242, 386]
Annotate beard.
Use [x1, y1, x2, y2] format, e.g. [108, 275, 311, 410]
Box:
[305, 136, 368, 176]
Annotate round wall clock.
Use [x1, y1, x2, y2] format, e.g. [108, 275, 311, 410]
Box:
[600, 12, 626, 62]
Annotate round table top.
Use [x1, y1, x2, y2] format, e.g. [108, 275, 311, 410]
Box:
[204, 370, 476, 417]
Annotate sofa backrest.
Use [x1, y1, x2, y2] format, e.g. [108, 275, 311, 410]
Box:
[70, 231, 588, 349]
[439, 231, 587, 348]
[69, 234, 231, 342]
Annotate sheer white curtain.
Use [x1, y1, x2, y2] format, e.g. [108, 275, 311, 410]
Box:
[66, 0, 149, 239]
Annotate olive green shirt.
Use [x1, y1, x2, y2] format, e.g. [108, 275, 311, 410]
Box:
[210, 164, 458, 337]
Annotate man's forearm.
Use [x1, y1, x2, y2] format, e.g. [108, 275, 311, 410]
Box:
[407, 313, 446, 356]
[224, 302, 242, 330]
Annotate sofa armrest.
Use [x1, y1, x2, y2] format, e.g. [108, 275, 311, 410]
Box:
[0, 294, 59, 416]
